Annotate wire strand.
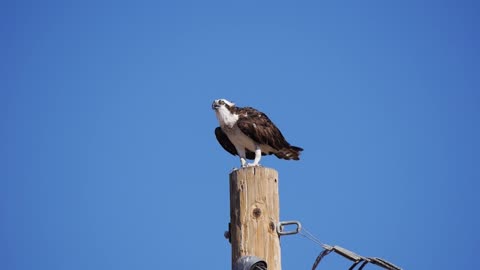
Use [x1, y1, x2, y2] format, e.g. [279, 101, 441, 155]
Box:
[299, 227, 330, 249]
[298, 225, 402, 270]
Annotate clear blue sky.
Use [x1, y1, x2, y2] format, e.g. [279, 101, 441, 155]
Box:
[2, 1, 479, 269]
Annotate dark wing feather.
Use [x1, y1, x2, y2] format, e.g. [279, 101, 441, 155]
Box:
[215, 127, 237, 156]
[214, 127, 257, 160]
[236, 107, 290, 150]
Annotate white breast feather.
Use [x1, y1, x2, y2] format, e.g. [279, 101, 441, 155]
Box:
[215, 106, 238, 128]
[216, 105, 275, 154]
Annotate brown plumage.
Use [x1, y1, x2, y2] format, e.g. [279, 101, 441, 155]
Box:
[212, 99, 303, 167]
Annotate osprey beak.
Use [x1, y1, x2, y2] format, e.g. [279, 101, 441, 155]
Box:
[212, 102, 219, 110]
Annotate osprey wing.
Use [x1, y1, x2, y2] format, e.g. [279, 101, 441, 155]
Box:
[214, 127, 257, 160]
[236, 107, 290, 150]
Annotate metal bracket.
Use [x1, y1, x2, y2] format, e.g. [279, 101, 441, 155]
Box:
[311, 245, 402, 270]
[277, 220, 302, 236]
[233, 256, 267, 270]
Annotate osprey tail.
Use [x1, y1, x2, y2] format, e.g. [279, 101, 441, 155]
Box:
[274, 146, 303, 160]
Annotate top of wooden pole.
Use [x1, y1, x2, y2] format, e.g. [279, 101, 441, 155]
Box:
[229, 166, 281, 270]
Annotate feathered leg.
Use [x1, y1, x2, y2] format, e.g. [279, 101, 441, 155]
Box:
[251, 145, 262, 166]
[236, 147, 248, 167]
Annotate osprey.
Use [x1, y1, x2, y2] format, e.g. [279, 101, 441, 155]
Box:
[212, 99, 303, 167]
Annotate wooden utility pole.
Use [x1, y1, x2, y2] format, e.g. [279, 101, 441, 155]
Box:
[228, 167, 281, 270]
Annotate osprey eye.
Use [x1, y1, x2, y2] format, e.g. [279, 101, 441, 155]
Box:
[219, 100, 224, 105]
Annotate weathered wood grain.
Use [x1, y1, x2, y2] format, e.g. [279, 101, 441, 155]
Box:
[229, 167, 281, 270]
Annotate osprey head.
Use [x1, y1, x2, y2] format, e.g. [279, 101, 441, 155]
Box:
[212, 99, 235, 111]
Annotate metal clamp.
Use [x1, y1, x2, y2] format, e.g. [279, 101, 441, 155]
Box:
[234, 256, 267, 270]
[277, 220, 302, 236]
